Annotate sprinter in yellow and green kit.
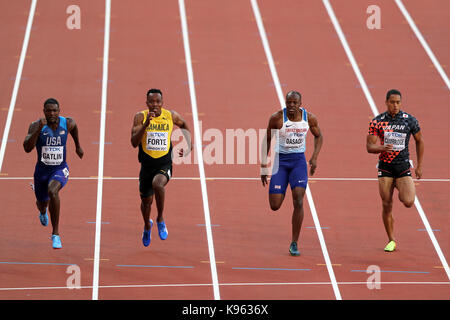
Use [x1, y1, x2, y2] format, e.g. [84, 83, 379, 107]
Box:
[131, 88, 192, 247]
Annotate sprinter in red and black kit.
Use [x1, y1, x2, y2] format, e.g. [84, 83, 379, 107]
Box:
[367, 89, 424, 252]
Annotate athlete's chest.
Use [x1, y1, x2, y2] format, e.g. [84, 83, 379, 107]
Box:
[143, 110, 172, 132]
[39, 126, 67, 146]
[378, 116, 411, 134]
[280, 120, 309, 136]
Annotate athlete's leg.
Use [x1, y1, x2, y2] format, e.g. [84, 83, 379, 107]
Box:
[33, 169, 49, 215]
[291, 187, 306, 243]
[268, 162, 289, 211]
[140, 195, 153, 230]
[378, 177, 395, 242]
[288, 154, 308, 243]
[152, 173, 169, 223]
[36, 200, 49, 214]
[139, 165, 154, 231]
[47, 179, 62, 235]
[268, 193, 285, 211]
[395, 176, 415, 208]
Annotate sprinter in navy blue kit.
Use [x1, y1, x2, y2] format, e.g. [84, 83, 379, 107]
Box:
[261, 91, 323, 256]
[23, 98, 84, 249]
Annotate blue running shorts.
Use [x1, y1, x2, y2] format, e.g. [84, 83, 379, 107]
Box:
[269, 153, 308, 194]
[33, 163, 69, 202]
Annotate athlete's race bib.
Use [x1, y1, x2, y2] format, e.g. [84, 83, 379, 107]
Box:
[384, 132, 406, 151]
[41, 146, 64, 165]
[146, 131, 169, 151]
[284, 129, 306, 149]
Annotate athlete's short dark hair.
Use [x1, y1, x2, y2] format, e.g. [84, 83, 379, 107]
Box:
[386, 89, 401, 101]
[286, 90, 301, 100]
[44, 98, 59, 108]
[147, 88, 163, 98]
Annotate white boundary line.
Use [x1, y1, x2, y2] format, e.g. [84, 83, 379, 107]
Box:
[2, 176, 450, 182]
[395, 0, 450, 89]
[91, 0, 111, 300]
[0, 0, 37, 172]
[250, 0, 342, 300]
[0, 281, 447, 292]
[178, 0, 220, 300]
[322, 0, 450, 280]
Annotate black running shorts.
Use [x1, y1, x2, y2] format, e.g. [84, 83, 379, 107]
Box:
[377, 161, 411, 178]
[139, 162, 172, 198]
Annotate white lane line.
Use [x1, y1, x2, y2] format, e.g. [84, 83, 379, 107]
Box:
[0, 281, 447, 291]
[2, 176, 450, 182]
[178, 0, 221, 300]
[413, 196, 450, 279]
[92, 0, 111, 300]
[0, 0, 37, 172]
[395, 0, 450, 89]
[250, 0, 342, 300]
[323, 0, 450, 281]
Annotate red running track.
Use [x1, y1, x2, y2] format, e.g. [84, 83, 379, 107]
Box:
[0, 0, 448, 300]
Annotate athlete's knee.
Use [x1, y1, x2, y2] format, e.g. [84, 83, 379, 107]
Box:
[381, 199, 393, 211]
[47, 188, 59, 199]
[152, 181, 165, 194]
[293, 200, 303, 212]
[140, 194, 152, 205]
[401, 199, 415, 208]
[269, 199, 282, 211]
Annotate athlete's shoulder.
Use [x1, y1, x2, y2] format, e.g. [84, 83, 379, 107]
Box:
[162, 108, 173, 118]
[271, 109, 283, 119]
[135, 109, 147, 118]
[399, 110, 417, 120]
[372, 111, 388, 121]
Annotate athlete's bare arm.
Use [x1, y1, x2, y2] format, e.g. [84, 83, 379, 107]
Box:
[412, 131, 424, 179]
[261, 111, 282, 186]
[171, 110, 192, 157]
[366, 134, 394, 153]
[131, 112, 149, 148]
[66, 117, 84, 159]
[307, 113, 323, 176]
[23, 119, 46, 153]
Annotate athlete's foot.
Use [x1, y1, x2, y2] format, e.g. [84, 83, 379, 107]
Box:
[142, 219, 153, 247]
[289, 242, 300, 256]
[51, 234, 62, 249]
[39, 209, 48, 226]
[384, 240, 396, 252]
[157, 220, 168, 240]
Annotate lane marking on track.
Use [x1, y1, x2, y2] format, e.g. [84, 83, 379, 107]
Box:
[395, 0, 450, 89]
[86, 221, 110, 224]
[0, 261, 76, 266]
[232, 267, 311, 271]
[178, 0, 221, 300]
[323, 0, 450, 281]
[251, 0, 342, 300]
[116, 265, 194, 269]
[91, 0, 112, 301]
[0, 281, 448, 292]
[351, 270, 429, 274]
[0, 0, 37, 173]
[2, 176, 450, 182]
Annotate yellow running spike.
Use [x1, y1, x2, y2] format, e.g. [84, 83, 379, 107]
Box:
[384, 241, 396, 252]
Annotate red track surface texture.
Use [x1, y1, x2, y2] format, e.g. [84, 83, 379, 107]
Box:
[0, 0, 448, 301]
